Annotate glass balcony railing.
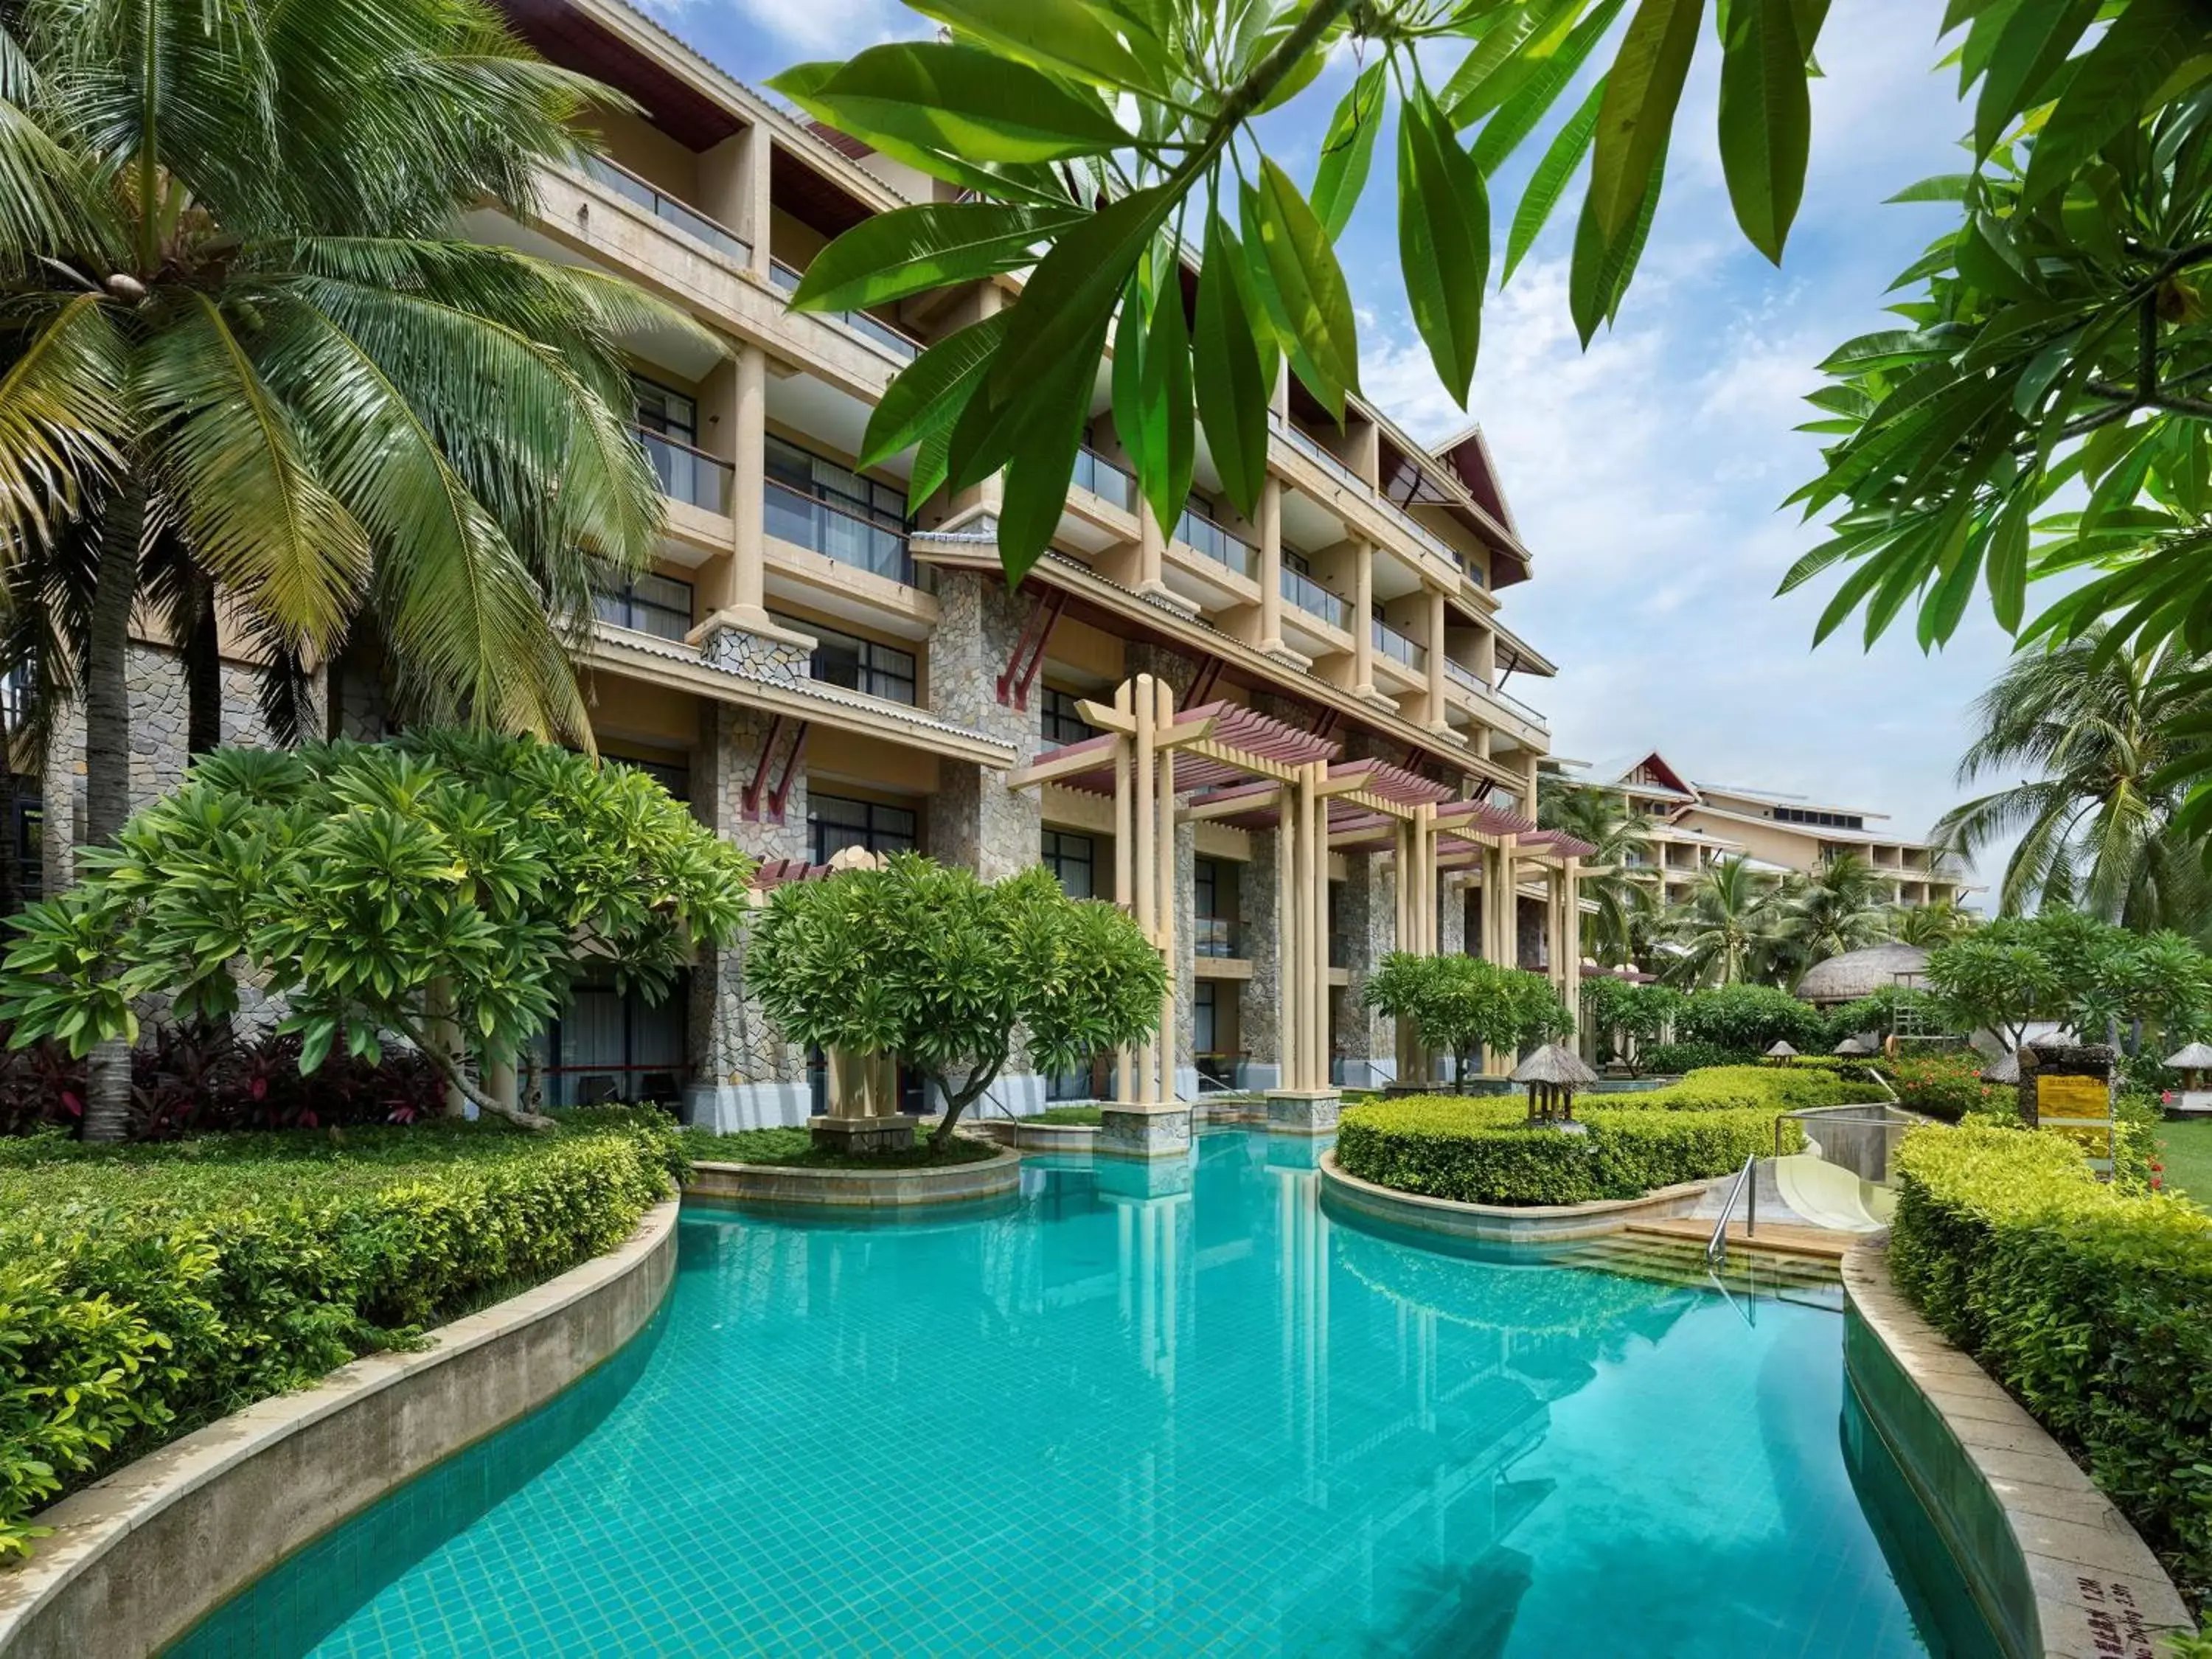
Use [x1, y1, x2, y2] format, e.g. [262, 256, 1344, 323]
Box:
[1444, 656, 1549, 730]
[581, 156, 748, 262]
[632, 426, 733, 515]
[1265, 411, 1479, 579]
[769, 259, 922, 362]
[1071, 446, 1136, 512]
[1174, 507, 1257, 579]
[766, 480, 917, 586]
[1192, 917, 1242, 959]
[1371, 618, 1427, 672]
[1280, 566, 1349, 630]
[1270, 411, 1366, 493]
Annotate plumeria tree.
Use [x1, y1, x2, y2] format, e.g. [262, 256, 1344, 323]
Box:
[1363, 951, 1571, 1084]
[746, 856, 1168, 1152]
[0, 735, 751, 1132]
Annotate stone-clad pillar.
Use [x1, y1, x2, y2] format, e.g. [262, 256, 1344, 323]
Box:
[1240, 832, 1281, 1091]
[685, 701, 812, 1131]
[1335, 850, 1396, 1088]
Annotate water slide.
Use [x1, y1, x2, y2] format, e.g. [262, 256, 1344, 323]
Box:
[1770, 1153, 1896, 1233]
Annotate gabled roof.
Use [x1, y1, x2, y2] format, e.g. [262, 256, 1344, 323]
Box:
[1429, 422, 1521, 540]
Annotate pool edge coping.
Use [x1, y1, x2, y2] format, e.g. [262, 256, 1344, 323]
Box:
[1841, 1238, 2192, 1659]
[684, 1144, 1022, 1208]
[0, 1197, 681, 1659]
[1317, 1150, 1717, 1241]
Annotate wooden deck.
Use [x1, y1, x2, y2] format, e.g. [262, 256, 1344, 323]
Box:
[1623, 1219, 1860, 1262]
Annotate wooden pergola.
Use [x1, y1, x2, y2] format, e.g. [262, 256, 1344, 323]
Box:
[1009, 673, 1592, 1099]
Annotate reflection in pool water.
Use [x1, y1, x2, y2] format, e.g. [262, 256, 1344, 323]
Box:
[178, 1129, 1993, 1657]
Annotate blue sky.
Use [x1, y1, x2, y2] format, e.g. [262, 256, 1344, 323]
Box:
[637, 1, 2016, 885]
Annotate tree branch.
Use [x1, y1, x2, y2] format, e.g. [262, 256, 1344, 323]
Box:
[390, 1009, 555, 1130]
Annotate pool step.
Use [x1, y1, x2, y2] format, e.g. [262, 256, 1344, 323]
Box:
[1563, 1232, 1846, 1311]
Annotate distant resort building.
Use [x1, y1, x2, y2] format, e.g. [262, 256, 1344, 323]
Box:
[1565, 751, 1969, 911]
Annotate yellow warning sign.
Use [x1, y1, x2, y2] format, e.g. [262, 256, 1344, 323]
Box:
[2037, 1074, 2110, 1119]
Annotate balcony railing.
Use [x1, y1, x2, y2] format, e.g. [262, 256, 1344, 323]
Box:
[1270, 411, 1367, 493]
[1072, 445, 1136, 512]
[632, 425, 733, 515]
[766, 480, 917, 586]
[1193, 917, 1242, 959]
[1281, 566, 1349, 630]
[1175, 507, 1256, 578]
[1444, 656, 1550, 731]
[1371, 618, 1427, 672]
[1267, 411, 1475, 579]
[768, 259, 922, 362]
[580, 156, 748, 263]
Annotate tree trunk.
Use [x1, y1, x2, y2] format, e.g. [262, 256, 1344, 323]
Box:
[929, 1056, 1002, 1153]
[184, 579, 222, 757]
[425, 978, 468, 1118]
[80, 487, 145, 1142]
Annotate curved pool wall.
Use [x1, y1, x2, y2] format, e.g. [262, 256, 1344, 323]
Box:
[175, 1130, 2003, 1658]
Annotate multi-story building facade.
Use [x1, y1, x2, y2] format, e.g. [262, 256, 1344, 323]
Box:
[36, 0, 1582, 1122]
[1579, 752, 1969, 911]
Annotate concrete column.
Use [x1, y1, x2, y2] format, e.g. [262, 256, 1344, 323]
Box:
[1139, 498, 1168, 597]
[1258, 478, 1284, 653]
[1425, 585, 1447, 728]
[731, 343, 767, 620]
[740, 121, 773, 281]
[1352, 540, 1374, 696]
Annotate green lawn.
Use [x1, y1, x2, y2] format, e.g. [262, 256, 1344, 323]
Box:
[1034, 1105, 1103, 1125]
[2154, 1117, 2212, 1203]
[678, 1124, 998, 1169]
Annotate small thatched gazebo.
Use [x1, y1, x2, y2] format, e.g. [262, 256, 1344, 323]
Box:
[1981, 1048, 2021, 1086]
[1513, 1043, 1599, 1124]
[1832, 1036, 1871, 1058]
[2166, 1042, 2212, 1088]
[1765, 1040, 1799, 1066]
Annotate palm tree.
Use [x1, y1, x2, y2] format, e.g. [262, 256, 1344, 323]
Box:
[1538, 783, 1653, 968]
[1937, 630, 2212, 932]
[1772, 852, 1895, 967]
[1893, 897, 1975, 947]
[0, 0, 691, 1135]
[1663, 855, 1781, 987]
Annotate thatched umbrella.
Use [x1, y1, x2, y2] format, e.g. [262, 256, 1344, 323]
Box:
[1764, 1040, 1799, 1066]
[1832, 1035, 1871, 1057]
[1981, 1048, 2020, 1085]
[2166, 1041, 2212, 1091]
[1512, 1043, 1599, 1124]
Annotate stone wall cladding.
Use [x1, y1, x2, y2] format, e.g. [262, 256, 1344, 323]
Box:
[701, 625, 812, 687]
[1438, 874, 1467, 956]
[926, 570, 1040, 882]
[1335, 852, 1395, 1079]
[1241, 834, 1280, 1070]
[1517, 891, 1546, 972]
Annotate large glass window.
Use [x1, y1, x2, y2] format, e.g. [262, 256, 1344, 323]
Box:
[526, 969, 687, 1109]
[630, 375, 696, 445]
[810, 793, 919, 865]
[1193, 857, 1239, 956]
[1040, 686, 1096, 748]
[594, 571, 695, 641]
[775, 613, 917, 705]
[764, 436, 915, 585]
[1042, 829, 1094, 899]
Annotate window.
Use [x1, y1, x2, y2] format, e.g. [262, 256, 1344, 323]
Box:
[1042, 829, 1094, 899]
[1040, 686, 1096, 748]
[630, 375, 696, 445]
[594, 571, 695, 641]
[765, 435, 905, 530]
[1773, 807, 1866, 831]
[1194, 980, 1217, 1054]
[809, 794, 918, 865]
[526, 967, 688, 1108]
[3, 787, 38, 913]
[608, 754, 690, 802]
[776, 614, 917, 705]
[1194, 857, 1222, 919]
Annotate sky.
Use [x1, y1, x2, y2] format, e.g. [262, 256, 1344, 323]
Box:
[636, 0, 2014, 883]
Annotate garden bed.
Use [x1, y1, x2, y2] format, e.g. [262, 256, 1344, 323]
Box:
[675, 1124, 999, 1169]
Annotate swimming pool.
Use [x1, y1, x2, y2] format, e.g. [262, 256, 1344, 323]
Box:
[178, 1130, 1996, 1656]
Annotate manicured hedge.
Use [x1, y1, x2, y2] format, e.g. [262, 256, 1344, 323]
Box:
[1336, 1095, 1805, 1206]
[1891, 1124, 2212, 1601]
[1627, 1064, 1865, 1113]
[0, 1110, 681, 1561]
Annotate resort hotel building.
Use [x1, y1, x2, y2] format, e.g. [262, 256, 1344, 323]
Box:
[1570, 752, 1969, 911]
[29, 0, 1589, 1124]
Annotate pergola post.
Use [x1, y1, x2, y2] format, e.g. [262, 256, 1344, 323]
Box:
[1266, 757, 1340, 1135]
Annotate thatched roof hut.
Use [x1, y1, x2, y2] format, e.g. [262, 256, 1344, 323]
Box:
[1765, 1040, 1799, 1064]
[1512, 1043, 1598, 1124]
[2166, 1042, 2212, 1071]
[1832, 1036, 1871, 1057]
[1794, 943, 1930, 1006]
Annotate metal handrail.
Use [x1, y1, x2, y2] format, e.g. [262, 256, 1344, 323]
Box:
[1707, 1155, 1756, 1267]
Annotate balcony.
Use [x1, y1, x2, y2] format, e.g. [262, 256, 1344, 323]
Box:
[1175, 506, 1256, 579]
[1071, 446, 1136, 512]
[633, 426, 733, 516]
[1444, 657, 1550, 737]
[1270, 411, 1366, 493]
[1267, 411, 1474, 580]
[766, 481, 918, 587]
[580, 156, 749, 264]
[769, 259, 922, 363]
[1281, 566, 1349, 630]
[594, 572, 695, 641]
[1193, 917, 1242, 959]
[1371, 618, 1427, 672]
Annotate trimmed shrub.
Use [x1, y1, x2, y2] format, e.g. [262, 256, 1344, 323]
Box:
[0, 1110, 679, 1561]
[1640, 1040, 1753, 1074]
[1627, 1064, 1865, 1113]
[1337, 1094, 1805, 1206]
[1673, 984, 1826, 1056]
[1890, 1123, 2212, 1601]
[1888, 1050, 2004, 1123]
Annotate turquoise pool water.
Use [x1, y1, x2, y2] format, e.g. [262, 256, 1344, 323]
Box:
[180, 1130, 1993, 1657]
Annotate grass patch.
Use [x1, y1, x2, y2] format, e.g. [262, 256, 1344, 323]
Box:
[1033, 1105, 1102, 1125]
[2156, 1116, 2212, 1203]
[676, 1124, 998, 1169]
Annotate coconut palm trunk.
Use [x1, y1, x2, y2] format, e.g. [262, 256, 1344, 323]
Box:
[79, 484, 143, 1141]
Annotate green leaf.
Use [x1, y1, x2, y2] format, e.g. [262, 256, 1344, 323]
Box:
[1504, 77, 1604, 280]
[1883, 173, 1975, 204]
[1716, 0, 1812, 262]
[1248, 158, 1360, 419]
[770, 61, 1071, 204]
[1138, 264, 1194, 538]
[1194, 215, 1270, 521]
[2023, 0, 2200, 203]
[860, 310, 1010, 468]
[773, 42, 1127, 167]
[1398, 86, 1492, 407]
[793, 204, 1085, 314]
[1985, 488, 2032, 633]
[1312, 61, 1386, 242]
[904, 0, 1164, 93]
[1955, 209, 2041, 301]
[999, 316, 1113, 584]
[1973, 0, 2097, 157]
[1569, 139, 1665, 344]
[1111, 266, 1156, 510]
[990, 184, 1174, 405]
[1589, 0, 1705, 242]
[1472, 0, 1629, 173]
[1239, 181, 1324, 400]
[1444, 0, 1579, 126]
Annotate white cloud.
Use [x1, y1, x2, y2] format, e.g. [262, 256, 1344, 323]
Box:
[633, 0, 914, 57]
